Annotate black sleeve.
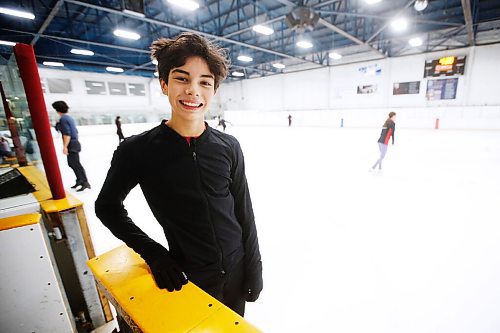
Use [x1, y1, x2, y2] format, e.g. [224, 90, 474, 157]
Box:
[229, 140, 262, 276]
[95, 141, 167, 263]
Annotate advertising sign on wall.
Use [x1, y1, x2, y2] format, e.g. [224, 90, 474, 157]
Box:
[357, 84, 377, 94]
[393, 81, 420, 95]
[424, 56, 466, 77]
[426, 78, 458, 100]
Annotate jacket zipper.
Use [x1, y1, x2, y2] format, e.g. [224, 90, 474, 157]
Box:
[191, 138, 226, 275]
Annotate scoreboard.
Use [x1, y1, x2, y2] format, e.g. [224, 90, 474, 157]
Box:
[424, 55, 466, 77]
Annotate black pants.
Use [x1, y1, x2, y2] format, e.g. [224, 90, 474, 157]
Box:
[117, 130, 125, 142]
[67, 151, 88, 184]
[189, 258, 246, 316]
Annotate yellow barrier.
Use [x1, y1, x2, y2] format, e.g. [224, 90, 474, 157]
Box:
[87, 245, 261, 333]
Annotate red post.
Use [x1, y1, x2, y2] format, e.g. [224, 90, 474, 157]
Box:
[14, 43, 65, 199]
[435, 118, 440, 130]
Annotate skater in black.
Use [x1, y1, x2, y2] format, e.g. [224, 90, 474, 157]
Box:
[288, 114, 292, 127]
[371, 111, 396, 171]
[115, 116, 125, 143]
[52, 101, 91, 191]
[95, 33, 262, 317]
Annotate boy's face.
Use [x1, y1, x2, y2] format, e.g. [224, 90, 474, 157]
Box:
[160, 56, 215, 124]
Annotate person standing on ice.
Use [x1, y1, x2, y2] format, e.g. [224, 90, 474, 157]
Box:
[95, 32, 263, 317]
[371, 111, 396, 172]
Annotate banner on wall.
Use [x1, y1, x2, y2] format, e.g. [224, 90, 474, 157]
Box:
[357, 84, 377, 94]
[358, 64, 382, 76]
[393, 81, 420, 95]
[426, 78, 458, 100]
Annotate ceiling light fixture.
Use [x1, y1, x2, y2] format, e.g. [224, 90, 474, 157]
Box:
[0, 7, 35, 20]
[122, 9, 145, 18]
[414, 0, 428, 11]
[43, 61, 64, 67]
[365, 0, 382, 4]
[113, 29, 140, 40]
[152, 59, 158, 65]
[232, 71, 244, 77]
[408, 37, 423, 47]
[70, 49, 94, 56]
[296, 40, 313, 49]
[106, 66, 124, 73]
[0, 40, 16, 46]
[252, 25, 274, 35]
[237, 55, 253, 62]
[390, 18, 408, 31]
[329, 52, 342, 60]
[272, 63, 286, 69]
[154, 71, 159, 77]
[168, 0, 199, 11]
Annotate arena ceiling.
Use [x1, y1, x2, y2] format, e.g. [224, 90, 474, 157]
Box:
[0, 0, 499, 80]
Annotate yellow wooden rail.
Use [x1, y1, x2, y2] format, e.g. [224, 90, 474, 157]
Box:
[87, 245, 261, 333]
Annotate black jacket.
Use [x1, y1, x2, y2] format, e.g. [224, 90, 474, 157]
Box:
[95, 121, 262, 283]
[378, 120, 395, 145]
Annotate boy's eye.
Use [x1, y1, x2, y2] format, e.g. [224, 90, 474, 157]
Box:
[201, 81, 213, 87]
[174, 77, 188, 82]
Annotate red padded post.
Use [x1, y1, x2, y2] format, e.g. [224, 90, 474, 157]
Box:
[14, 43, 65, 199]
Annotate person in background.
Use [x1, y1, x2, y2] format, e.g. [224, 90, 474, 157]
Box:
[217, 116, 231, 132]
[51, 101, 91, 191]
[95, 32, 263, 317]
[371, 111, 396, 172]
[115, 116, 125, 143]
[288, 114, 292, 127]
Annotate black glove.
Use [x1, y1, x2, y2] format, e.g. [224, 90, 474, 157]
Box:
[148, 253, 188, 292]
[244, 263, 263, 302]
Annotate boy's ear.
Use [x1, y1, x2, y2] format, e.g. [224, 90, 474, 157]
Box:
[160, 78, 168, 96]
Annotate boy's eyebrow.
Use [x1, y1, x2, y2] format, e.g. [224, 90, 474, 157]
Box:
[171, 69, 214, 79]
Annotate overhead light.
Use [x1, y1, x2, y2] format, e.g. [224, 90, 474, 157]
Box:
[122, 9, 145, 18]
[154, 71, 159, 77]
[0, 7, 35, 20]
[272, 63, 286, 69]
[237, 55, 253, 62]
[70, 48, 94, 56]
[152, 59, 158, 65]
[43, 61, 64, 67]
[232, 71, 244, 77]
[408, 37, 423, 47]
[414, 0, 428, 11]
[113, 29, 140, 40]
[168, 0, 199, 11]
[91, 82, 103, 87]
[296, 40, 313, 49]
[252, 25, 274, 35]
[391, 18, 408, 31]
[365, 0, 382, 4]
[106, 66, 124, 73]
[329, 52, 342, 60]
[0, 40, 16, 46]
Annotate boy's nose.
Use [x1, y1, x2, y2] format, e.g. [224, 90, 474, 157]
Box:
[185, 84, 200, 96]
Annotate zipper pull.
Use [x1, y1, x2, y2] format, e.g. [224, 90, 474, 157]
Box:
[192, 151, 197, 161]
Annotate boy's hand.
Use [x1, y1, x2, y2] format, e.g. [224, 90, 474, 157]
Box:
[148, 254, 188, 292]
[244, 269, 263, 302]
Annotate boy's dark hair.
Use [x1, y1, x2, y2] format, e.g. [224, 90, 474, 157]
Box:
[52, 101, 69, 113]
[150, 32, 229, 91]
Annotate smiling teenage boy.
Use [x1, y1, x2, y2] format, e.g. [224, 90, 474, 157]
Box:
[95, 33, 263, 316]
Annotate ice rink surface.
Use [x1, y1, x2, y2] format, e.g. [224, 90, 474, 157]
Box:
[52, 122, 500, 333]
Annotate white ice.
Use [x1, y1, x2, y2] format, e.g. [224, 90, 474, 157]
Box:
[52, 122, 500, 333]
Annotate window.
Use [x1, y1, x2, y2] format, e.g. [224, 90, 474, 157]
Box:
[108, 82, 127, 95]
[128, 83, 146, 96]
[47, 78, 72, 93]
[85, 81, 107, 95]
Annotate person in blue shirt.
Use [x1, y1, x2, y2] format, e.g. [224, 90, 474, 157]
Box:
[52, 101, 91, 191]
